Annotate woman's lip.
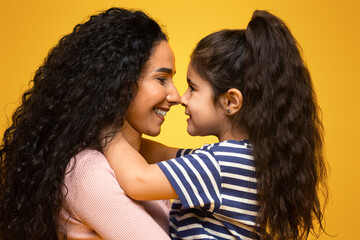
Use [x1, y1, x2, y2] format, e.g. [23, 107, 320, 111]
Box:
[154, 108, 168, 118]
[154, 111, 165, 121]
[155, 107, 170, 112]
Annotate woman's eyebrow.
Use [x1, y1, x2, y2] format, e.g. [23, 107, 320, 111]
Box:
[155, 67, 174, 74]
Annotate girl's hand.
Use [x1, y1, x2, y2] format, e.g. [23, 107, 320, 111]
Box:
[140, 138, 179, 164]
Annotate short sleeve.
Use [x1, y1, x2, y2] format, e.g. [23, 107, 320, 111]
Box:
[176, 148, 196, 157]
[157, 148, 222, 212]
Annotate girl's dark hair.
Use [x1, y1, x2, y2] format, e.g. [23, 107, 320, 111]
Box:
[0, 7, 167, 240]
[191, 10, 328, 239]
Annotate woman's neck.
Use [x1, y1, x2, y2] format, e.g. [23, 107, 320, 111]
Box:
[120, 120, 142, 152]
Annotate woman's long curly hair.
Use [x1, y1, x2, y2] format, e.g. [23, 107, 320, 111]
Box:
[190, 10, 328, 239]
[0, 7, 167, 240]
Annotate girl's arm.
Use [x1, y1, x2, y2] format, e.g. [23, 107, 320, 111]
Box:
[62, 150, 171, 239]
[103, 132, 178, 201]
[140, 138, 179, 164]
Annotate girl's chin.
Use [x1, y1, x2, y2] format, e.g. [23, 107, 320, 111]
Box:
[186, 127, 197, 136]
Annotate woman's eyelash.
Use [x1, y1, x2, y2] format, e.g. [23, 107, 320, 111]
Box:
[189, 85, 195, 91]
[156, 77, 167, 83]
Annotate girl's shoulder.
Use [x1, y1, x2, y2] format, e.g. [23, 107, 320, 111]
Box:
[177, 140, 253, 159]
[200, 139, 252, 151]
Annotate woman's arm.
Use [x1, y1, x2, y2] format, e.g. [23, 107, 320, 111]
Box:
[140, 138, 179, 164]
[103, 132, 178, 201]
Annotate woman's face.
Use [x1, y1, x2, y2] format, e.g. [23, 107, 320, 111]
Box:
[125, 41, 180, 137]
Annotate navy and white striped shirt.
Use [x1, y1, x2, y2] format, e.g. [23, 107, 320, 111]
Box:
[157, 140, 260, 240]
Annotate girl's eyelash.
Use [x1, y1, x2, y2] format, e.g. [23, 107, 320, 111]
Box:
[189, 85, 195, 91]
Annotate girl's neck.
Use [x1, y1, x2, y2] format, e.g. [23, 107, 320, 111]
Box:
[218, 126, 249, 142]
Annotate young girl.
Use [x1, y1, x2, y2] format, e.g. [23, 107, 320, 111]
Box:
[104, 10, 328, 240]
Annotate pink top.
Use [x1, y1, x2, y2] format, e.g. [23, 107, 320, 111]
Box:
[57, 149, 171, 240]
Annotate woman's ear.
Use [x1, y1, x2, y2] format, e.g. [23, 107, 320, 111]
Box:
[221, 88, 243, 116]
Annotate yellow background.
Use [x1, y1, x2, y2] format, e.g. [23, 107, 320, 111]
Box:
[0, 0, 359, 239]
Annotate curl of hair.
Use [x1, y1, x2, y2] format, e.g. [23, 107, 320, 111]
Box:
[191, 10, 328, 239]
[0, 7, 167, 240]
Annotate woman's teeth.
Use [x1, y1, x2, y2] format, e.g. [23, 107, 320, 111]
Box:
[154, 108, 167, 117]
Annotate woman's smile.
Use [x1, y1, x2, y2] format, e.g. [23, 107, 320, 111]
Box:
[154, 108, 167, 119]
[124, 41, 180, 137]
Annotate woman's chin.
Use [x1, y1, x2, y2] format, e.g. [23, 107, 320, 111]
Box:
[144, 128, 161, 137]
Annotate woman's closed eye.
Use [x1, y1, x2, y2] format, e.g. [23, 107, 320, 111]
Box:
[156, 77, 167, 85]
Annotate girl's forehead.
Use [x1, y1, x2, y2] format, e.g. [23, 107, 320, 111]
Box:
[186, 64, 201, 80]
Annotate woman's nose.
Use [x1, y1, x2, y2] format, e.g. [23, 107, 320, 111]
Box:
[166, 83, 180, 105]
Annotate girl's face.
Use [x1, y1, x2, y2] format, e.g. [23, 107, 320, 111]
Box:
[181, 63, 228, 139]
[125, 41, 180, 137]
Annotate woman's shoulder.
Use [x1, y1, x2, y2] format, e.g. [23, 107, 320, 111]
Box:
[66, 149, 116, 181]
[74, 149, 106, 162]
[63, 149, 126, 207]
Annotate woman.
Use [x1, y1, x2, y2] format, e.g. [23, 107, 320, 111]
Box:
[0, 8, 179, 240]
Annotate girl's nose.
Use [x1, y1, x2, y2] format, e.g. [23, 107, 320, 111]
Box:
[180, 90, 189, 107]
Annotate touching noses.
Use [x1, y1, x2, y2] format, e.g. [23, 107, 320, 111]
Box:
[166, 83, 180, 106]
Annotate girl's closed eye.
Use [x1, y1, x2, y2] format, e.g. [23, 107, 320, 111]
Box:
[186, 78, 197, 92]
[186, 82, 196, 92]
[189, 85, 195, 92]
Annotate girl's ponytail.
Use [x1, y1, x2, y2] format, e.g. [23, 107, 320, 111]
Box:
[240, 10, 328, 239]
